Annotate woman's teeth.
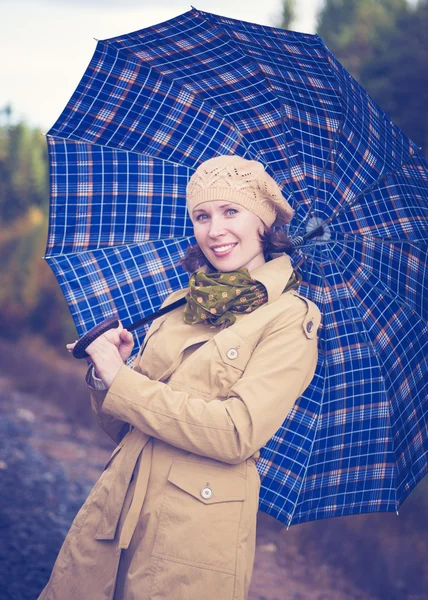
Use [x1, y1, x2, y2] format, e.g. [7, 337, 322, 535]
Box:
[212, 244, 236, 254]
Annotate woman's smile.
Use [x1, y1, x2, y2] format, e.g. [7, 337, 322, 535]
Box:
[210, 242, 238, 257]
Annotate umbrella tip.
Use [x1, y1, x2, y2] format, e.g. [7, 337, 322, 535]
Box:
[94, 37, 99, 42]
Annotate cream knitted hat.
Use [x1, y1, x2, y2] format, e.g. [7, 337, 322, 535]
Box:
[186, 155, 294, 227]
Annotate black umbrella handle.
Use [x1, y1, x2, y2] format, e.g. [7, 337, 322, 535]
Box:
[72, 315, 120, 359]
[71, 296, 187, 359]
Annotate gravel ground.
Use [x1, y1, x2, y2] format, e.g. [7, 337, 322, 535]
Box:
[0, 417, 91, 600]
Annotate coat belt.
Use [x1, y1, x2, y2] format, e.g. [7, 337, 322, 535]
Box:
[95, 435, 152, 550]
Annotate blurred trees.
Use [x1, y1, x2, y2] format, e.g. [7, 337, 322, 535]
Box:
[0, 114, 75, 344]
[316, 0, 428, 159]
[279, 0, 296, 30]
[317, 0, 407, 76]
[360, 0, 428, 156]
[0, 122, 48, 222]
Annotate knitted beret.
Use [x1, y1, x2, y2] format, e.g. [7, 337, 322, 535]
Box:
[186, 155, 294, 227]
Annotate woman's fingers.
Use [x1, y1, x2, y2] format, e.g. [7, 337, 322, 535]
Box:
[117, 328, 134, 362]
[120, 328, 133, 344]
[66, 323, 131, 357]
[102, 324, 122, 346]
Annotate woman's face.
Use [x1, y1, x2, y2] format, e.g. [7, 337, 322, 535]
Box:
[192, 201, 266, 272]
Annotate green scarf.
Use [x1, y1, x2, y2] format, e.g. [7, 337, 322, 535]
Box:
[184, 267, 302, 328]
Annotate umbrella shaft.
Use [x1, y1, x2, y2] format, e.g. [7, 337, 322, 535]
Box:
[127, 297, 187, 332]
[292, 224, 325, 248]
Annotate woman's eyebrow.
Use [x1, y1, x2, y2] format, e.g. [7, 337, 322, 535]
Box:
[193, 202, 238, 215]
[198, 203, 235, 210]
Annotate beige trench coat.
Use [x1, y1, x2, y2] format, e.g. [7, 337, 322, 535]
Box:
[39, 255, 320, 600]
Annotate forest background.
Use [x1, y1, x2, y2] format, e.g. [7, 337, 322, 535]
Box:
[1, 1, 427, 598]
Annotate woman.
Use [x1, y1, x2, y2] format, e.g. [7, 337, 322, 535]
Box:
[39, 155, 321, 600]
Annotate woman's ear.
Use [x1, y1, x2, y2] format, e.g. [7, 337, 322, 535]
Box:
[258, 219, 267, 237]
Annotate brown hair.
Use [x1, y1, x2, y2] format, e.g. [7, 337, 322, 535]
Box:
[180, 215, 294, 273]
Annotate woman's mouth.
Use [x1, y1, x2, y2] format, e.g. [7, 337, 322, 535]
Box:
[211, 243, 237, 257]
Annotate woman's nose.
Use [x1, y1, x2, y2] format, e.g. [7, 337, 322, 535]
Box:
[208, 218, 227, 238]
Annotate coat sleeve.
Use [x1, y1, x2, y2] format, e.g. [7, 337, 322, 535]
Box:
[101, 297, 320, 464]
[85, 290, 186, 444]
[86, 366, 130, 444]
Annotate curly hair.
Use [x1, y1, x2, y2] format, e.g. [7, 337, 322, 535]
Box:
[180, 215, 294, 273]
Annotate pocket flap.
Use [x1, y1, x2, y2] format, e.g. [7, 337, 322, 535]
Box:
[168, 461, 246, 504]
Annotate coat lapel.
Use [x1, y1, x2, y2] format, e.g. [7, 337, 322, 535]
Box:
[136, 254, 294, 382]
[135, 288, 216, 382]
[157, 330, 215, 382]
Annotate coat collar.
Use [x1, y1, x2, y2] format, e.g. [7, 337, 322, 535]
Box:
[249, 254, 294, 305]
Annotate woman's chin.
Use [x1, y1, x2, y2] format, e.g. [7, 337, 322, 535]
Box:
[210, 256, 240, 272]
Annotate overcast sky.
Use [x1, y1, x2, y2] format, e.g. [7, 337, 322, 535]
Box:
[1, 0, 321, 132]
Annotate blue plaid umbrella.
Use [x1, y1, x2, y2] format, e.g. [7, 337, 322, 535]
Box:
[45, 9, 428, 527]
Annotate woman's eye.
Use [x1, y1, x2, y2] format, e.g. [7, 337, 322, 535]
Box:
[226, 208, 238, 216]
[196, 214, 208, 221]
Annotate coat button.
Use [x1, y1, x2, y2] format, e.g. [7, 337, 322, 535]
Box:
[201, 487, 212, 500]
[227, 348, 238, 360]
[306, 320, 314, 333]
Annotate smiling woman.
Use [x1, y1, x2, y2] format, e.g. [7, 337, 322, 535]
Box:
[39, 155, 321, 600]
[183, 155, 295, 273]
[193, 201, 266, 271]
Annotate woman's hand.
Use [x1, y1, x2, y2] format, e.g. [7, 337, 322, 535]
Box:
[101, 322, 135, 362]
[84, 335, 124, 388]
[66, 322, 134, 388]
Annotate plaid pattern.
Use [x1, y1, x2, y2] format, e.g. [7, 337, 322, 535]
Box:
[45, 9, 428, 526]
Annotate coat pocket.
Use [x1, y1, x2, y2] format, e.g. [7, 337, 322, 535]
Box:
[152, 461, 246, 574]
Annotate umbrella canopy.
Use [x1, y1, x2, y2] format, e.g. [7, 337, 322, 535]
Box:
[45, 8, 428, 526]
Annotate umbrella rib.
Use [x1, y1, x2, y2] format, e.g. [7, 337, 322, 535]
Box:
[193, 9, 311, 211]
[301, 38, 424, 241]
[327, 233, 427, 246]
[323, 149, 420, 229]
[307, 232, 428, 248]
[46, 133, 198, 170]
[100, 38, 250, 158]
[326, 243, 428, 509]
[302, 121, 344, 229]
[331, 237, 427, 324]
[287, 39, 351, 236]
[43, 235, 195, 260]
[286, 254, 327, 527]
[323, 245, 399, 509]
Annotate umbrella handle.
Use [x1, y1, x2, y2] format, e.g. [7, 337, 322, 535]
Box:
[72, 316, 120, 359]
[71, 296, 187, 359]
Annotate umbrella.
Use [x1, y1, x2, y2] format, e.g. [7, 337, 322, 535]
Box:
[44, 8, 428, 527]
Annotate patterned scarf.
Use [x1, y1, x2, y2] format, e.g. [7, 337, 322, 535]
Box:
[184, 267, 302, 328]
